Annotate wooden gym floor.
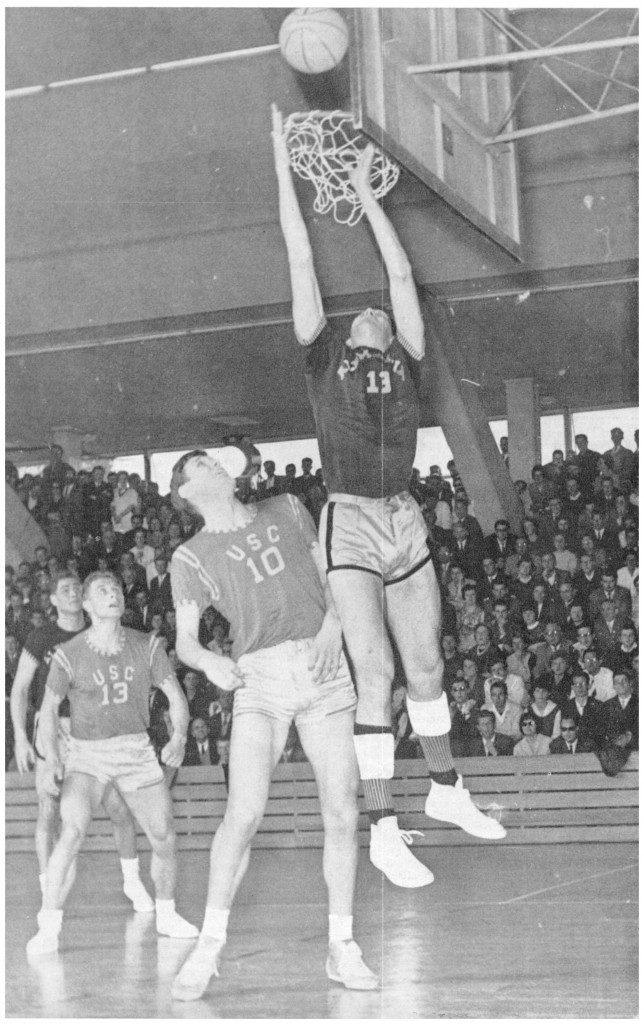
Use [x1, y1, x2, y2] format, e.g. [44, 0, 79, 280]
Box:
[5, 843, 638, 1019]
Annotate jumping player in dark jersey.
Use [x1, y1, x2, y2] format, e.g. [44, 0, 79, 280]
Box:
[168, 450, 377, 1000]
[10, 571, 153, 912]
[26, 571, 196, 955]
[272, 104, 505, 889]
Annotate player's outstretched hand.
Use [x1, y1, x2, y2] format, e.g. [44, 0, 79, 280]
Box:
[14, 736, 36, 774]
[271, 103, 290, 172]
[199, 650, 246, 692]
[161, 735, 186, 769]
[348, 143, 376, 199]
[309, 611, 342, 684]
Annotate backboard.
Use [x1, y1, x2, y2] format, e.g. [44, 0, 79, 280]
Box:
[350, 8, 522, 258]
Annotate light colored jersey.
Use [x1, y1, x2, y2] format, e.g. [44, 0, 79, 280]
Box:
[170, 494, 325, 659]
[47, 629, 174, 740]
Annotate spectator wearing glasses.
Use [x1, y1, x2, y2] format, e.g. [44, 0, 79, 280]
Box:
[561, 672, 603, 747]
[513, 713, 551, 756]
[549, 718, 596, 754]
[484, 519, 513, 562]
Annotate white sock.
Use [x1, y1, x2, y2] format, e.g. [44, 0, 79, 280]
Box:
[202, 907, 230, 941]
[329, 914, 353, 944]
[156, 898, 176, 918]
[39, 873, 47, 895]
[37, 908, 63, 933]
[120, 857, 141, 884]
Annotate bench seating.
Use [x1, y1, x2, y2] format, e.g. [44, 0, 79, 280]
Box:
[6, 753, 638, 852]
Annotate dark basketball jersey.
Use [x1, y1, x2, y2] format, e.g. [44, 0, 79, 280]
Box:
[22, 622, 85, 717]
[47, 630, 173, 740]
[304, 322, 421, 498]
[170, 494, 325, 660]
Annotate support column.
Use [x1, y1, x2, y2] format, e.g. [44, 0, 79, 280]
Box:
[504, 379, 541, 483]
[423, 297, 526, 535]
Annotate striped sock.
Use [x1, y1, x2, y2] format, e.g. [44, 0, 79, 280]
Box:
[354, 725, 395, 824]
[418, 734, 457, 785]
[362, 779, 395, 823]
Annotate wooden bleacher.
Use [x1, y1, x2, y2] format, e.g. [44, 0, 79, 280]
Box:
[6, 754, 638, 853]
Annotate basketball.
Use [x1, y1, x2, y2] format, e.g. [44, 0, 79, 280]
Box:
[279, 8, 349, 74]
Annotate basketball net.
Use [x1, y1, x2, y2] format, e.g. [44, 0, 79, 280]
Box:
[283, 110, 400, 226]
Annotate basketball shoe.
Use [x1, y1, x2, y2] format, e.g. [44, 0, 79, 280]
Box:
[326, 940, 378, 990]
[369, 816, 434, 887]
[171, 936, 225, 1001]
[425, 776, 506, 839]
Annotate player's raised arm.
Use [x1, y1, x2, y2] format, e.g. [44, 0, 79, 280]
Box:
[349, 145, 425, 360]
[10, 650, 39, 773]
[271, 103, 325, 344]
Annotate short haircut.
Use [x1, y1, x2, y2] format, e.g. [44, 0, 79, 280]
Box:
[82, 570, 120, 598]
[490, 679, 508, 696]
[477, 709, 495, 725]
[495, 519, 509, 529]
[49, 570, 80, 595]
[520, 712, 537, 729]
[169, 450, 208, 514]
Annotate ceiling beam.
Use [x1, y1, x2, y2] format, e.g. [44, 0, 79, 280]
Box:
[407, 36, 639, 75]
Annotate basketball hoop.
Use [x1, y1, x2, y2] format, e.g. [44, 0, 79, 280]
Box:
[282, 110, 400, 226]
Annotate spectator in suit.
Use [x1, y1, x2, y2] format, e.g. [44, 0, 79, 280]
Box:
[257, 461, 284, 500]
[450, 523, 482, 581]
[593, 599, 632, 665]
[451, 497, 484, 547]
[588, 571, 633, 622]
[504, 536, 530, 580]
[562, 476, 585, 526]
[447, 679, 478, 757]
[484, 680, 523, 741]
[293, 457, 315, 497]
[539, 654, 573, 709]
[600, 671, 638, 752]
[588, 511, 621, 564]
[573, 554, 600, 612]
[609, 626, 638, 675]
[573, 434, 601, 500]
[487, 601, 514, 657]
[561, 672, 604, 747]
[513, 712, 551, 756]
[121, 563, 147, 613]
[478, 558, 508, 605]
[119, 550, 146, 590]
[483, 519, 514, 562]
[531, 583, 556, 626]
[183, 717, 219, 767]
[555, 580, 578, 631]
[468, 709, 514, 757]
[130, 527, 156, 578]
[511, 558, 537, 609]
[460, 657, 486, 708]
[528, 466, 555, 516]
[440, 634, 462, 690]
[549, 717, 596, 754]
[603, 427, 636, 494]
[149, 555, 173, 612]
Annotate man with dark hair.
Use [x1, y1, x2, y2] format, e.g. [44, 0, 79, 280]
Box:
[41, 445, 73, 493]
[604, 427, 636, 494]
[483, 519, 513, 561]
[549, 717, 596, 754]
[468, 709, 514, 757]
[600, 671, 638, 752]
[26, 570, 195, 955]
[272, 102, 504, 887]
[573, 434, 601, 500]
[560, 671, 603, 747]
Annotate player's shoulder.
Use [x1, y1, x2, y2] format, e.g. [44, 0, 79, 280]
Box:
[52, 627, 86, 654]
[122, 626, 152, 651]
[170, 533, 205, 567]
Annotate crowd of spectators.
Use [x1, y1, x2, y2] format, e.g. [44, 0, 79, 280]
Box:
[5, 425, 638, 775]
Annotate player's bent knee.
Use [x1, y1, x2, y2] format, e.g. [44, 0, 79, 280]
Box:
[58, 820, 89, 855]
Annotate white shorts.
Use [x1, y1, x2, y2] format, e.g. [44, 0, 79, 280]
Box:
[320, 491, 431, 584]
[65, 732, 164, 793]
[234, 638, 357, 725]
